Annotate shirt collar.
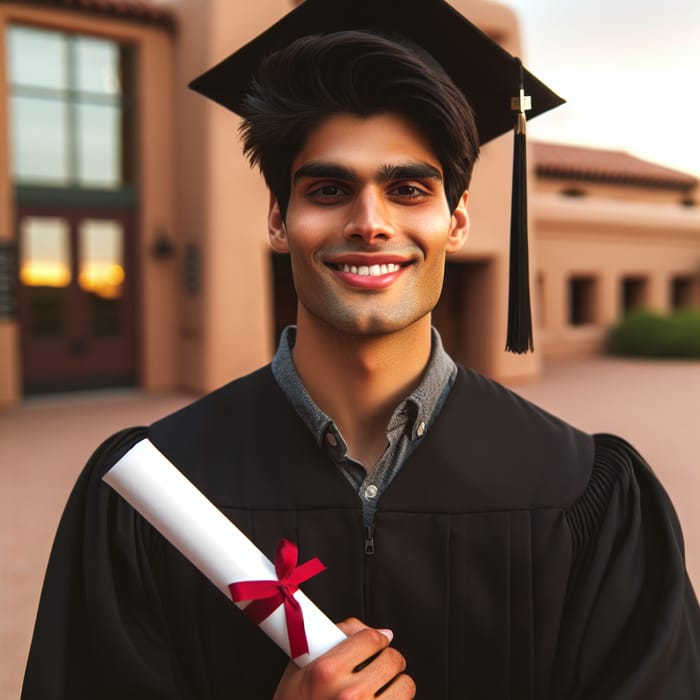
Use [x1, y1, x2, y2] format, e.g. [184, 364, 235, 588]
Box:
[271, 326, 456, 450]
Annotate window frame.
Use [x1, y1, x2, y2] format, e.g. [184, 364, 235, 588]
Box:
[7, 23, 137, 204]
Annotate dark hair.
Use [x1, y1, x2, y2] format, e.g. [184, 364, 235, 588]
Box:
[238, 31, 479, 217]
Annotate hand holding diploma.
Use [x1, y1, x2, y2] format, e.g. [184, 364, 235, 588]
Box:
[273, 619, 416, 700]
[103, 439, 415, 696]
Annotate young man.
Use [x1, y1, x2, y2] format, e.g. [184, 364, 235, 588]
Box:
[22, 1, 700, 698]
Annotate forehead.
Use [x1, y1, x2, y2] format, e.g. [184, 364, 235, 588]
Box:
[292, 112, 442, 174]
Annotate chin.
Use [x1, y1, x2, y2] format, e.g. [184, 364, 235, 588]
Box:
[300, 294, 435, 338]
[319, 310, 430, 338]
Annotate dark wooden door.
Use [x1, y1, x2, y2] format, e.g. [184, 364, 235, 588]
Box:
[17, 207, 136, 393]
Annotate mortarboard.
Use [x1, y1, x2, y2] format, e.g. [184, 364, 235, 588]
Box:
[189, 0, 565, 353]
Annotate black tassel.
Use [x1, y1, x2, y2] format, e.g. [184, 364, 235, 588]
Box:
[506, 59, 534, 353]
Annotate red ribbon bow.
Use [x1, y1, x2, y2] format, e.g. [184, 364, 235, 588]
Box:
[228, 539, 326, 659]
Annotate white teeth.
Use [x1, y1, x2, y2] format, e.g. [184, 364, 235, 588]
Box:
[339, 263, 400, 276]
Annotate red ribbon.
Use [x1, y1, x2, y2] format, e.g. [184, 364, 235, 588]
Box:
[228, 539, 326, 659]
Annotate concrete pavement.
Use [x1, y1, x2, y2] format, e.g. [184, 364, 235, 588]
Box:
[1, 358, 699, 699]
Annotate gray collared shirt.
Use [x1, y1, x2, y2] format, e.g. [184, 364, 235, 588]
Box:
[271, 326, 457, 526]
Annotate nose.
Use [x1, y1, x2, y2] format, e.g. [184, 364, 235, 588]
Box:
[343, 186, 395, 243]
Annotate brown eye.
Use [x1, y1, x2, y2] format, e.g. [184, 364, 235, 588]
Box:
[308, 183, 348, 200]
[391, 184, 428, 199]
[318, 185, 342, 196]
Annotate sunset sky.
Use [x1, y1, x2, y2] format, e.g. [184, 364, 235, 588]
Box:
[508, 0, 700, 177]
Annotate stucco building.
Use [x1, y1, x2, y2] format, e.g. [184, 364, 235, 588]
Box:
[0, 0, 698, 407]
[532, 142, 700, 360]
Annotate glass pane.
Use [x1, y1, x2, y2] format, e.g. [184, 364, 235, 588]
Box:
[19, 217, 71, 287]
[8, 25, 67, 90]
[11, 96, 69, 184]
[79, 220, 124, 337]
[19, 217, 71, 338]
[75, 36, 122, 95]
[76, 103, 122, 188]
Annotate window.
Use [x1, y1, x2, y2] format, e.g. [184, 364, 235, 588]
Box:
[7, 25, 133, 189]
[568, 276, 597, 326]
[671, 276, 698, 310]
[621, 276, 648, 314]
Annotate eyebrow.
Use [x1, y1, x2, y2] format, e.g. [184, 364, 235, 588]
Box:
[378, 163, 443, 183]
[292, 160, 443, 184]
[293, 162, 356, 183]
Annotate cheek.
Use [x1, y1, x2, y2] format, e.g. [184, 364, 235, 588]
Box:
[416, 220, 454, 264]
[284, 214, 331, 258]
[287, 247, 328, 303]
[426, 252, 447, 292]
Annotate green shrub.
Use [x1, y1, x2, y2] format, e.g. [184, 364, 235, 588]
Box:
[607, 308, 700, 358]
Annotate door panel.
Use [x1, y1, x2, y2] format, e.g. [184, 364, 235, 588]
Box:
[19, 216, 71, 340]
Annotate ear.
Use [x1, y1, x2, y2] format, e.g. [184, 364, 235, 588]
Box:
[268, 193, 289, 253]
[446, 191, 470, 254]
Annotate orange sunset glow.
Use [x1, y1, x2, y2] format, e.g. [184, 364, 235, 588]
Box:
[20, 261, 125, 298]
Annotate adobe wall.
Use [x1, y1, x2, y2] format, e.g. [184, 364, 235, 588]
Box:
[0, 3, 177, 405]
[171, 0, 286, 393]
[534, 192, 700, 359]
[0, 13, 18, 406]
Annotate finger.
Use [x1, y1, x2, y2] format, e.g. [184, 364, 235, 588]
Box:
[376, 672, 417, 698]
[352, 645, 407, 691]
[353, 649, 381, 673]
[336, 617, 366, 636]
[337, 617, 394, 643]
[322, 627, 393, 671]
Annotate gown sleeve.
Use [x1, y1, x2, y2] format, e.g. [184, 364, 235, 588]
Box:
[552, 433, 700, 699]
[21, 427, 186, 700]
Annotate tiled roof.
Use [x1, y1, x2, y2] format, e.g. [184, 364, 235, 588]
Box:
[1, 0, 176, 30]
[532, 141, 697, 191]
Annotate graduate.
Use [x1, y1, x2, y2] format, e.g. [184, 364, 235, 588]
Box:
[22, 0, 700, 698]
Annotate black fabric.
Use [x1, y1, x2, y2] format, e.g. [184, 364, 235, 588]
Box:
[22, 366, 700, 698]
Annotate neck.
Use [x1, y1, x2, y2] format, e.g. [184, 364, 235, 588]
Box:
[292, 311, 433, 469]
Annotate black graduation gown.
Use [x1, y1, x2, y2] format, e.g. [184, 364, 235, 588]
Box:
[22, 365, 700, 699]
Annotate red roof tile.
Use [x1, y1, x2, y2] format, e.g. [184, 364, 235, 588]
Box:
[1, 0, 176, 30]
[532, 141, 697, 191]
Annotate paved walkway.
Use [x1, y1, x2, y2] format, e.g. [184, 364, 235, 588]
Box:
[1, 359, 699, 698]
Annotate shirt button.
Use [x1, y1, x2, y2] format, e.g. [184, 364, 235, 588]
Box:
[416, 421, 426, 437]
[364, 484, 378, 500]
[326, 433, 338, 447]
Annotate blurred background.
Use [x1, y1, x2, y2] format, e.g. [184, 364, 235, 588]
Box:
[511, 0, 700, 180]
[0, 1, 698, 698]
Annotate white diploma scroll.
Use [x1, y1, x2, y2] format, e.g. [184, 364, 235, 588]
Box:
[103, 438, 346, 666]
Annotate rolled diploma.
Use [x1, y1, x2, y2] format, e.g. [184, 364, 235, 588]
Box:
[103, 437, 346, 666]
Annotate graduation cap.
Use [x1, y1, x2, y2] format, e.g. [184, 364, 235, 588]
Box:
[189, 0, 565, 353]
